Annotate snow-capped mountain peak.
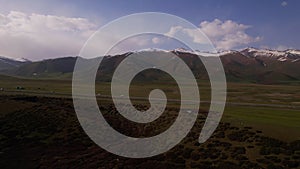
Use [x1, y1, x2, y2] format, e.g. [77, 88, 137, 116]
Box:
[239, 47, 300, 62]
[241, 47, 286, 57]
[286, 49, 300, 55]
[111, 47, 300, 64]
[135, 48, 170, 53]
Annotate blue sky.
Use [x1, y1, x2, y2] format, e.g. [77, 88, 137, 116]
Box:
[0, 0, 299, 60]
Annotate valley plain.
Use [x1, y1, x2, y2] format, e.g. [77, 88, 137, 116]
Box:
[0, 74, 299, 168]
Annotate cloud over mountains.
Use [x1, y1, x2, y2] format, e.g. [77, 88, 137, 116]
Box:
[0, 11, 97, 60]
[166, 19, 261, 50]
[0, 11, 261, 60]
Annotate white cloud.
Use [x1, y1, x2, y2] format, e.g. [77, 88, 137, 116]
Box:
[0, 11, 97, 60]
[152, 37, 163, 44]
[182, 28, 209, 44]
[165, 19, 261, 50]
[164, 26, 183, 37]
[0, 12, 262, 59]
[281, 1, 288, 7]
[164, 25, 209, 45]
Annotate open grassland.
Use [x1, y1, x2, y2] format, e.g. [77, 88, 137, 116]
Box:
[0, 75, 299, 142]
[1, 75, 299, 105]
[0, 74, 299, 168]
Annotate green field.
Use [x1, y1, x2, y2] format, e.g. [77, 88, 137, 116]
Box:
[1, 75, 300, 168]
[0, 75, 299, 141]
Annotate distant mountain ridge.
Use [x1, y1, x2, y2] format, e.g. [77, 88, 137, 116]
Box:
[0, 48, 299, 84]
[12, 57, 77, 78]
[0, 56, 31, 71]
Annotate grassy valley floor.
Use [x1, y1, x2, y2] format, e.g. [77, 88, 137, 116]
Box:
[0, 76, 299, 168]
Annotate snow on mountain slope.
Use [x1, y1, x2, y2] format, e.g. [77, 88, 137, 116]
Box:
[131, 47, 300, 62]
[241, 47, 287, 57]
[0, 56, 31, 63]
[0, 56, 31, 71]
[278, 57, 287, 62]
[239, 47, 300, 62]
[286, 49, 300, 55]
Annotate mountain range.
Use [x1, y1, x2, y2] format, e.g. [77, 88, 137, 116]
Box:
[0, 56, 30, 71]
[0, 47, 299, 84]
